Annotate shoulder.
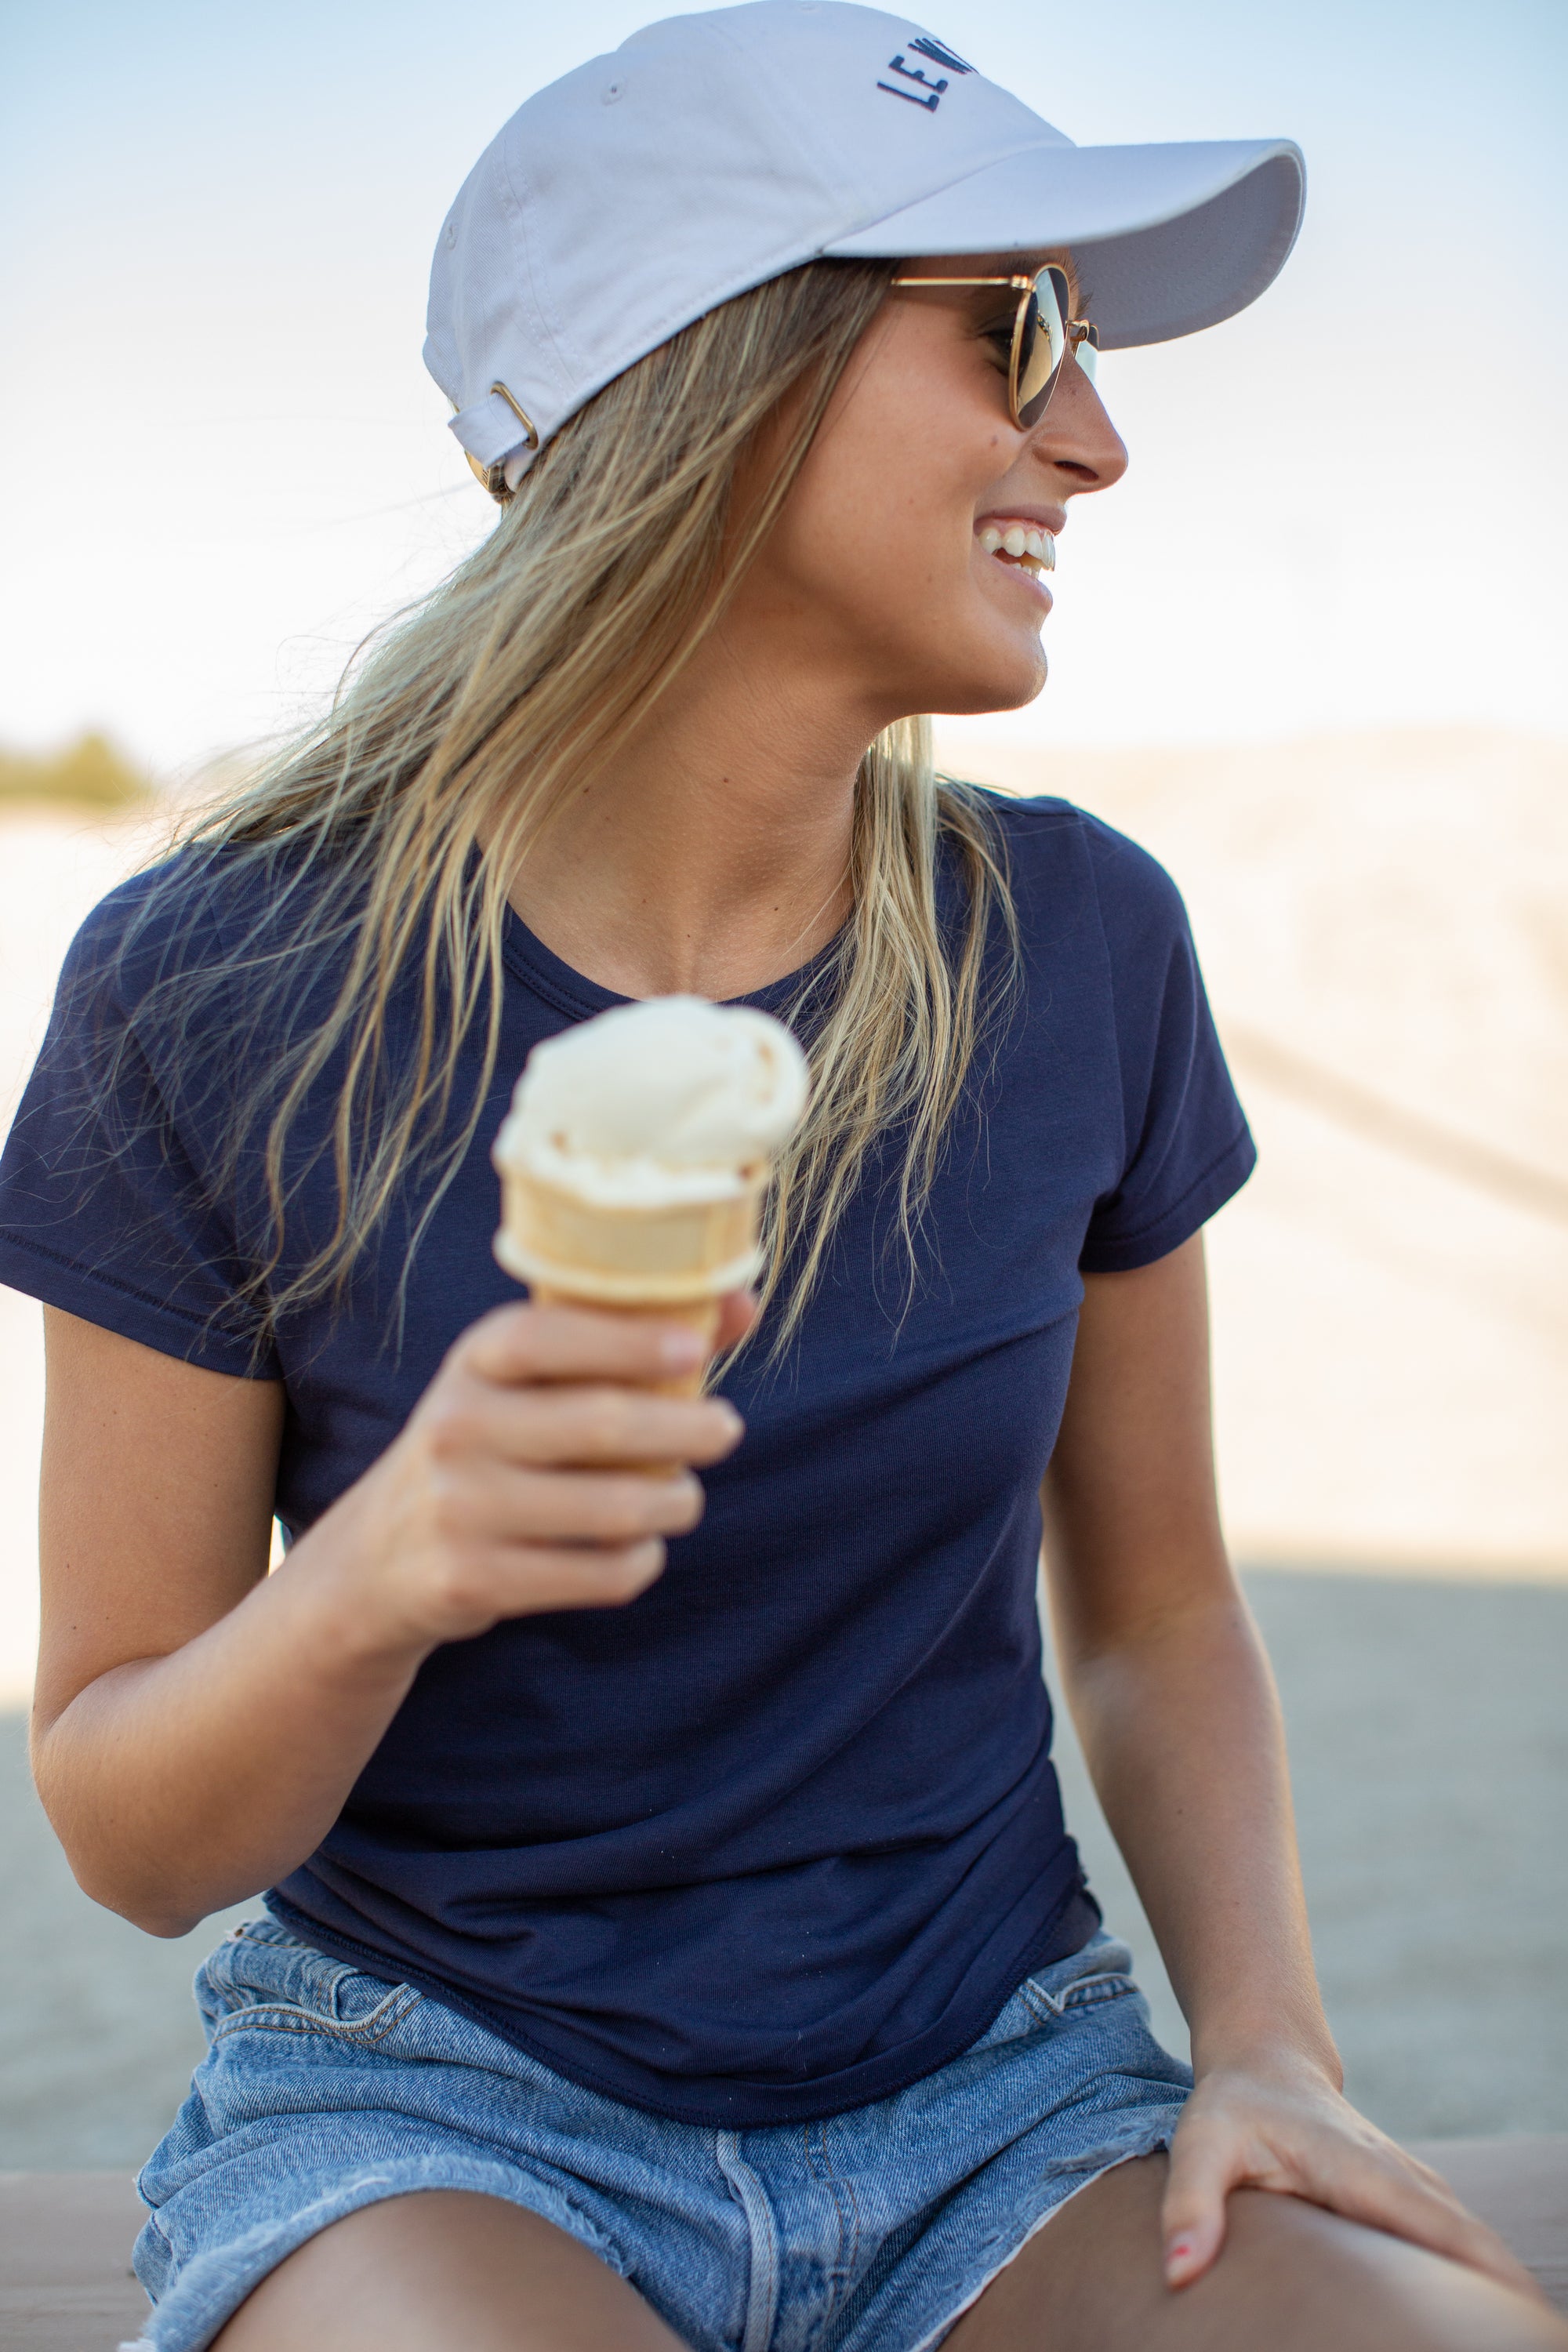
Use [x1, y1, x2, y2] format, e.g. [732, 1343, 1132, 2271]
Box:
[955, 786, 1192, 951]
[52, 851, 216, 1030]
[58, 841, 318, 1021]
[45, 848, 342, 1115]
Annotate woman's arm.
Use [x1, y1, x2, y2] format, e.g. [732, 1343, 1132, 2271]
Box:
[1041, 1235, 1535, 2299]
[33, 1298, 747, 1937]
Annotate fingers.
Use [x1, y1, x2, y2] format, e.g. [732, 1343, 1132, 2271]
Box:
[1160, 2114, 1245, 2286]
[714, 1288, 759, 1350]
[372, 1297, 755, 1642]
[462, 1537, 670, 1615]
[440, 1382, 743, 1472]
[451, 1301, 749, 1471]
[1164, 2087, 1548, 2308]
[1298, 2140, 1547, 2303]
[437, 1461, 708, 1548]
[464, 1301, 713, 1388]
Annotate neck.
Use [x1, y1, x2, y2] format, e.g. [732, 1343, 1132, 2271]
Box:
[506, 622, 891, 1003]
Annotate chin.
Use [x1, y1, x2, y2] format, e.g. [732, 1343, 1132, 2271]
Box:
[925, 648, 1048, 720]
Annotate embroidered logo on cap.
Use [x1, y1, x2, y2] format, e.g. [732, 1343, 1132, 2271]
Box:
[909, 34, 973, 71]
[877, 30, 974, 111]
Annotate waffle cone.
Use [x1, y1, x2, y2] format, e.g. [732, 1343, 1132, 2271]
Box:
[495, 1170, 763, 1435]
[494, 1168, 765, 1306]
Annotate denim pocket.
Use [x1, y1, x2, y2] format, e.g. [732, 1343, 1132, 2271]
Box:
[200, 1915, 422, 2047]
[1020, 1932, 1138, 2024]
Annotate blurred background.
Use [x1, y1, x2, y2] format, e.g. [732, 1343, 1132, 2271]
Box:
[2, 0, 1564, 2171]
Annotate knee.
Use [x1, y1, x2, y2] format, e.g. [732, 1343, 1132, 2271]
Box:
[1223, 2188, 1568, 2352]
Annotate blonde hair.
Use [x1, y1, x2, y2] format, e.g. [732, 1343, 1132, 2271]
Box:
[138, 259, 1017, 1355]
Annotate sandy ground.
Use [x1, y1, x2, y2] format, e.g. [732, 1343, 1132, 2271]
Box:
[933, 722, 1568, 1576]
[0, 736, 1563, 2162]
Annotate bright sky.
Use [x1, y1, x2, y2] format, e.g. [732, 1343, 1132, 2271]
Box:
[2, 0, 1564, 772]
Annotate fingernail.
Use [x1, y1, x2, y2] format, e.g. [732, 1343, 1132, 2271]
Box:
[1165, 2238, 1193, 2274]
[659, 1328, 706, 1369]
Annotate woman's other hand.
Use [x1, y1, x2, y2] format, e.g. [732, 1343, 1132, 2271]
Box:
[1160, 2053, 1547, 2305]
[319, 1295, 753, 1655]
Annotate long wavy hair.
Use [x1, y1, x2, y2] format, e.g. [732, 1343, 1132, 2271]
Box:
[135, 258, 1018, 1356]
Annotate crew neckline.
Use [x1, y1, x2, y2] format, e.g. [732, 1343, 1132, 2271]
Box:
[499, 900, 847, 1023]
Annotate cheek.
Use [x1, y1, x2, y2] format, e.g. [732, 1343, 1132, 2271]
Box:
[773, 413, 1010, 632]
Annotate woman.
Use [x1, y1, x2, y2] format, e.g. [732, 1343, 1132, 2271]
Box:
[3, 8, 1562, 2349]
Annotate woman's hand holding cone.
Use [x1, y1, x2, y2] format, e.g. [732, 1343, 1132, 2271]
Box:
[308, 1294, 752, 1658]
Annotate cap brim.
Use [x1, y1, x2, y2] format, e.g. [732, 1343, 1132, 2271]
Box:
[822, 138, 1305, 349]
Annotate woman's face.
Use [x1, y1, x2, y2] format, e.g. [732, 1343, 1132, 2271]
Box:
[736, 256, 1129, 725]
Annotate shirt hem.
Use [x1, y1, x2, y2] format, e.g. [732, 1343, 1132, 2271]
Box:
[0, 1231, 271, 1377]
[1079, 1123, 1256, 1276]
[263, 1875, 1102, 2129]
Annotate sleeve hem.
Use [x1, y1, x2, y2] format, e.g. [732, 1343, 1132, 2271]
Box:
[0, 1233, 278, 1378]
[1079, 1124, 1257, 1276]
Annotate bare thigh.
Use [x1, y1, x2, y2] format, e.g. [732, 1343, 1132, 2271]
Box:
[209, 2190, 688, 2352]
[947, 2153, 1568, 2352]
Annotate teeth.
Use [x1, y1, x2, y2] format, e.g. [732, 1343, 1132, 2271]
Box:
[978, 522, 1058, 571]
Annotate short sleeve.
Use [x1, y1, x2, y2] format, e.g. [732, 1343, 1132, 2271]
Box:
[1077, 816, 1255, 1273]
[0, 867, 278, 1375]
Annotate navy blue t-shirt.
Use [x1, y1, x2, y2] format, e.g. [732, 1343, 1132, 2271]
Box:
[0, 796, 1253, 2125]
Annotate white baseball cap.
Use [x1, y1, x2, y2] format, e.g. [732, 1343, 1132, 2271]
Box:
[426, 1, 1304, 490]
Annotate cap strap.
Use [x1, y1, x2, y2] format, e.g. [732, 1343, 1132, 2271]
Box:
[448, 383, 540, 469]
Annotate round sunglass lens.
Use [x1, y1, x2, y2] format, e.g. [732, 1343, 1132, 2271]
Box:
[1015, 268, 1067, 428]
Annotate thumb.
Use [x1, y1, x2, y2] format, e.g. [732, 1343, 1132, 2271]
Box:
[715, 1287, 758, 1350]
[1160, 2124, 1240, 2288]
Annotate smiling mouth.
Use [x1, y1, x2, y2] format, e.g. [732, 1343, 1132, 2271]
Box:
[978, 522, 1056, 575]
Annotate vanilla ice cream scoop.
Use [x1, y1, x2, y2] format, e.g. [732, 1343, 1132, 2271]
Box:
[492, 996, 810, 1308]
[494, 996, 810, 1210]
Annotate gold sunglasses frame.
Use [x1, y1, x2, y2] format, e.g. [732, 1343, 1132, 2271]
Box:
[460, 278, 1094, 510]
[890, 268, 1098, 430]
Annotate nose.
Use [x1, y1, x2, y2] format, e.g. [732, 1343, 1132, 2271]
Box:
[1030, 353, 1129, 495]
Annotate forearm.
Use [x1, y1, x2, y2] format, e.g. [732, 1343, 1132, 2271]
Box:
[33, 1500, 426, 1937]
[1058, 1587, 1340, 2084]
[34, 1300, 738, 1940]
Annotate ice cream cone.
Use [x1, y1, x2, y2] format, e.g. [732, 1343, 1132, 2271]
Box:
[492, 996, 810, 1447]
[495, 1170, 759, 1404]
[493, 1167, 767, 1308]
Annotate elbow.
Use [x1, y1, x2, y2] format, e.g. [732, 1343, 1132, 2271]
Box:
[79, 1868, 203, 1941]
[122, 1898, 207, 1941]
[63, 1851, 205, 1940]
[33, 1720, 255, 1941]
[34, 1746, 211, 1937]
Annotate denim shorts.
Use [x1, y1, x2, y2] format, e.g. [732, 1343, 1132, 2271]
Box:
[126, 1916, 1191, 2352]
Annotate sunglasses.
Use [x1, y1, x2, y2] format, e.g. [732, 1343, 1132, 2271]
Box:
[890, 263, 1099, 431]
